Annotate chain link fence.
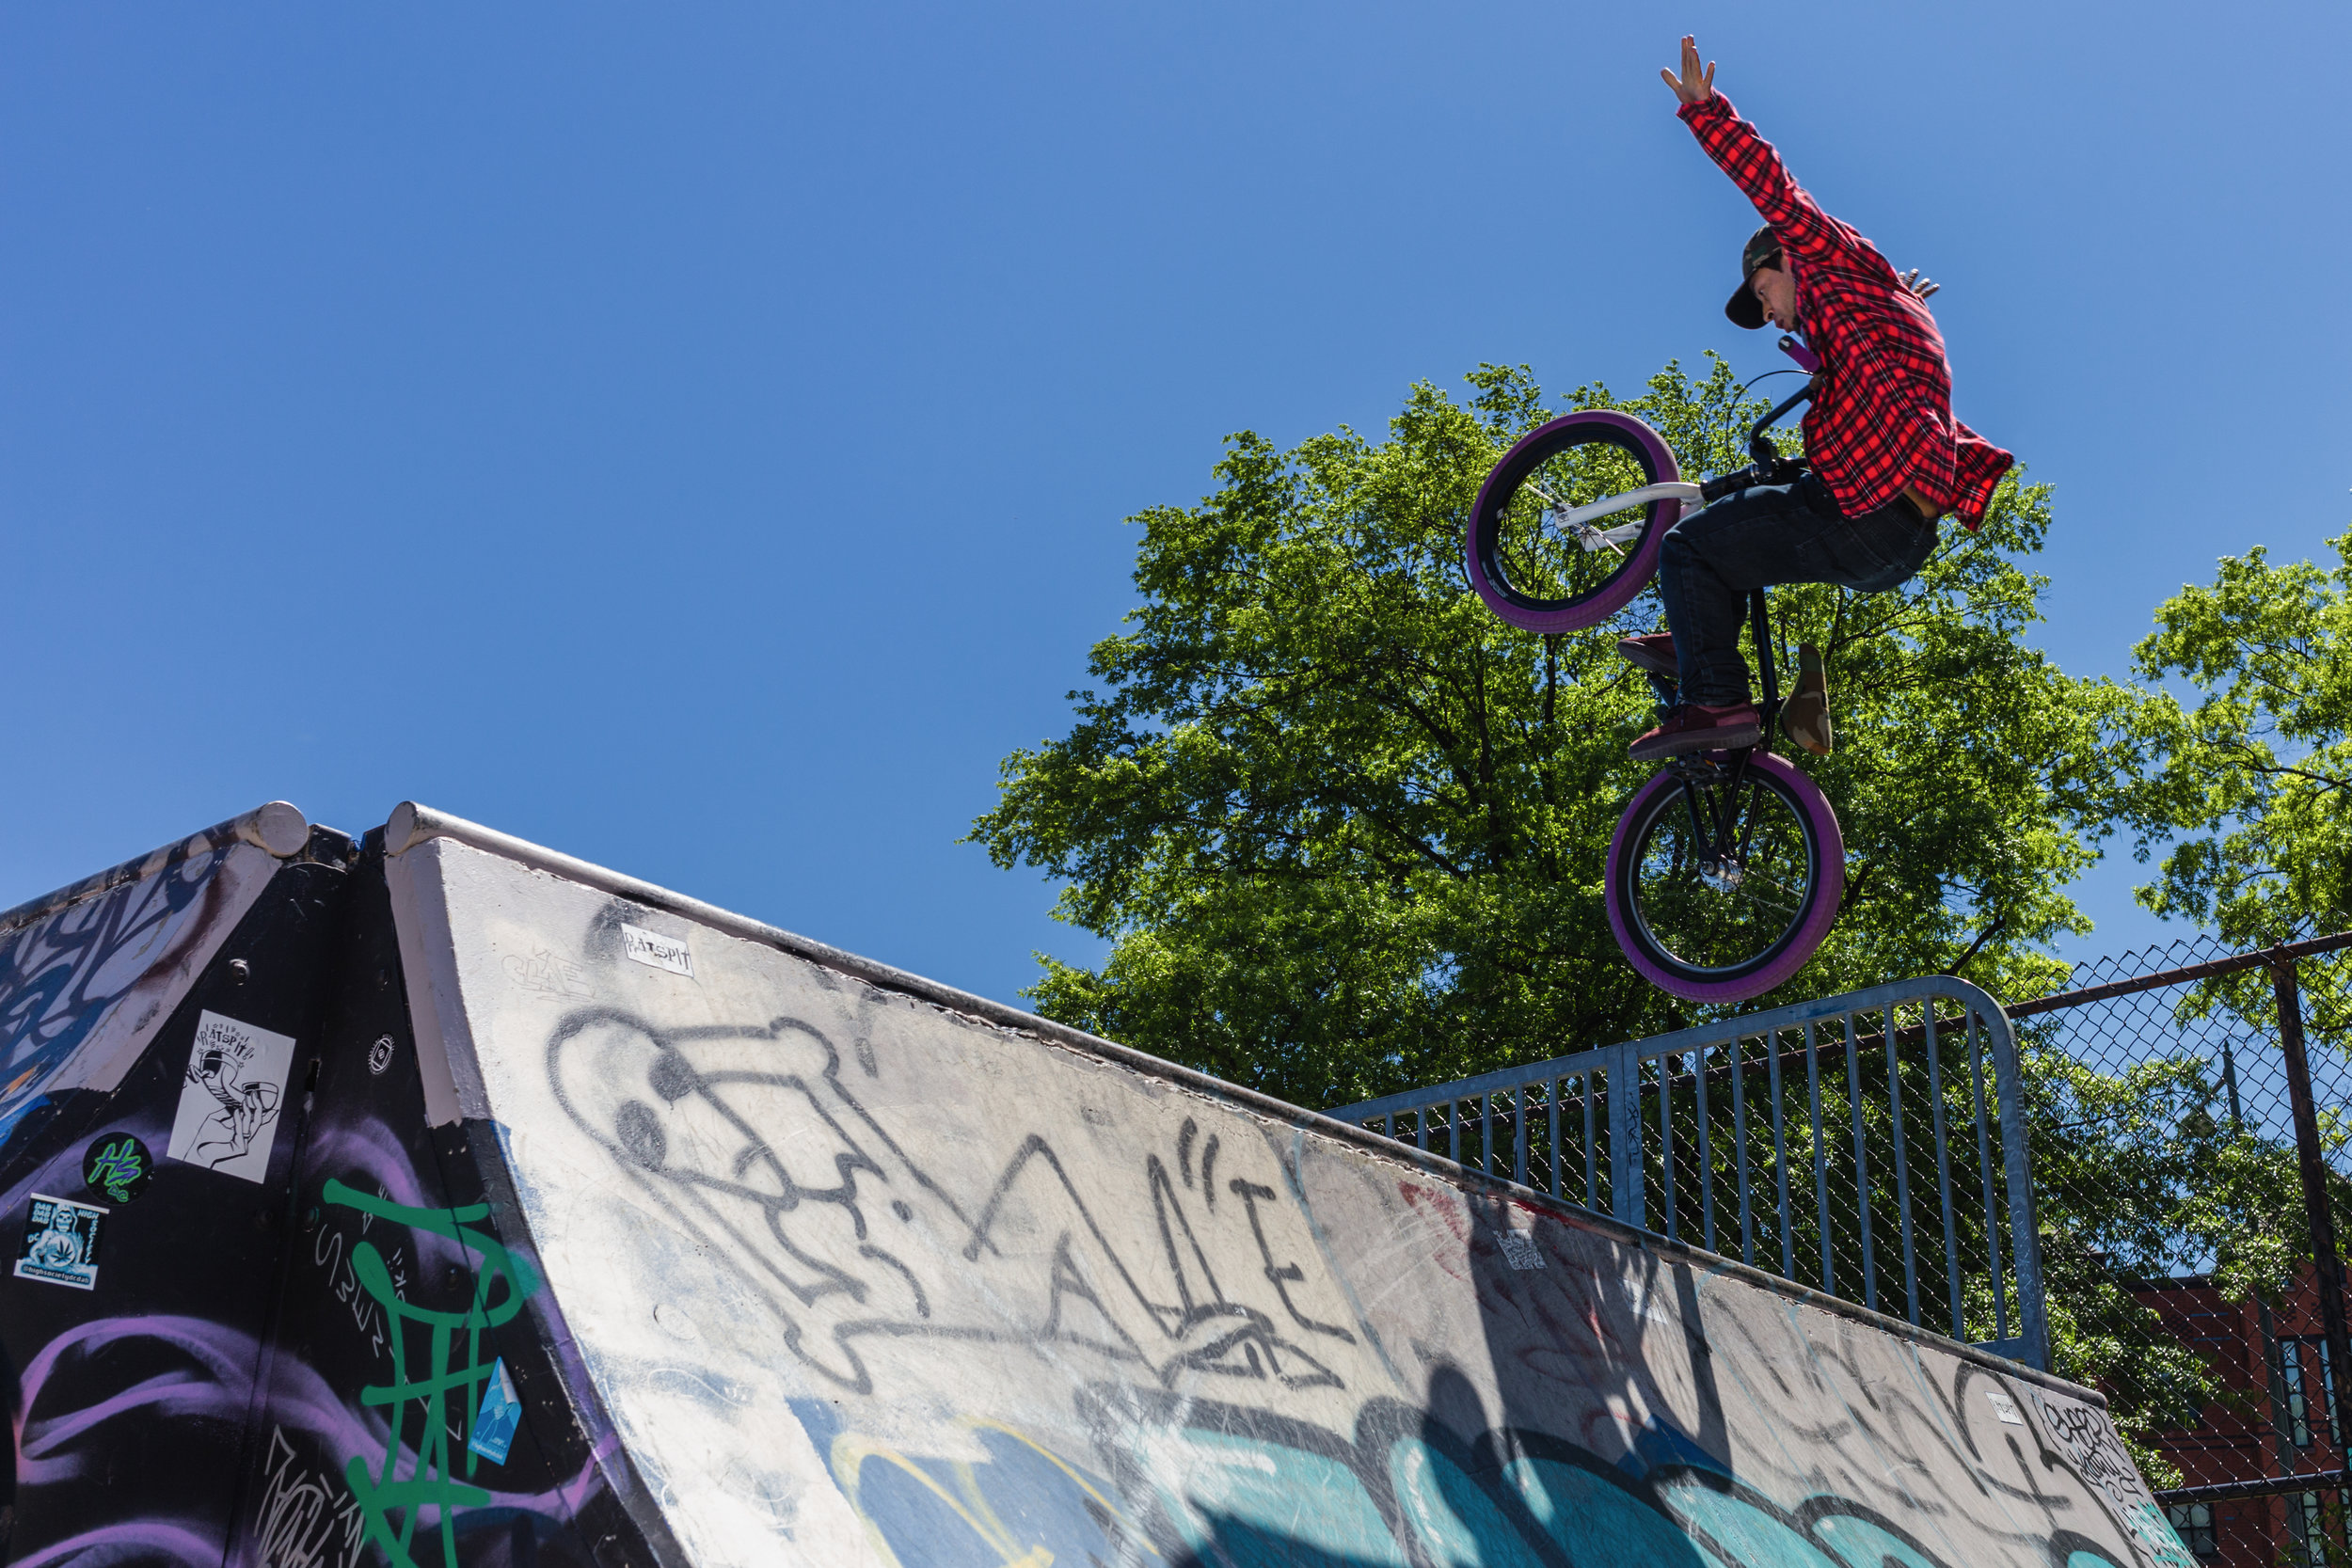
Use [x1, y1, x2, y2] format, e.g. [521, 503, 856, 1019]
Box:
[2016, 927, 2352, 1566]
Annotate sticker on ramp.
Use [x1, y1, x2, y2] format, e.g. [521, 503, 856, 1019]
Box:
[622, 923, 693, 978]
[469, 1356, 522, 1465]
[167, 1011, 296, 1183]
[1493, 1229, 1545, 1270]
[83, 1133, 152, 1204]
[16, 1193, 105, 1291]
[1985, 1387, 2026, 1425]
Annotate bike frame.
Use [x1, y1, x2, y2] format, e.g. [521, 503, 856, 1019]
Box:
[1647, 365, 1818, 874]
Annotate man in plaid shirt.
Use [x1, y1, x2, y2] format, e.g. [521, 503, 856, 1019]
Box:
[1624, 36, 2013, 761]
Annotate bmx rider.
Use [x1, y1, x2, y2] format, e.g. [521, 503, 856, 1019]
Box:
[1624, 37, 2013, 761]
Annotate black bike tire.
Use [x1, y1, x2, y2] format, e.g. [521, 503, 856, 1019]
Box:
[1603, 752, 1843, 1003]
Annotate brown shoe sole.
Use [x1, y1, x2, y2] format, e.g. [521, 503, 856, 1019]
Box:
[1617, 639, 1678, 676]
[1629, 719, 1762, 762]
[1783, 694, 1833, 756]
[1784, 645, 1832, 755]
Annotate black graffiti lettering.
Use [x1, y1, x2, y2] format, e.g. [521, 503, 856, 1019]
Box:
[1226, 1177, 1355, 1342]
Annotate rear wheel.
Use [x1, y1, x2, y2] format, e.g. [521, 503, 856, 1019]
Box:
[1604, 751, 1842, 1004]
[1464, 410, 1685, 633]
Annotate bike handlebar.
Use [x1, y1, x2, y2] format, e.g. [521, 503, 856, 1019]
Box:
[1698, 342, 1820, 503]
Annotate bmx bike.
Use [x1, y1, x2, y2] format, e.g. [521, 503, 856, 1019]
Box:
[1462, 340, 1840, 1004]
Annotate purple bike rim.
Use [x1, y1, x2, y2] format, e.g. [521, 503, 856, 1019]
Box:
[1464, 409, 1684, 634]
[1603, 750, 1844, 1005]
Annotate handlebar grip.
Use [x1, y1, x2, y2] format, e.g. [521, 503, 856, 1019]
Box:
[1777, 334, 1820, 372]
[1700, 459, 1811, 505]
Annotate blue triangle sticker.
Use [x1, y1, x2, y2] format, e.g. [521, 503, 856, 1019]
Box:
[469, 1355, 522, 1466]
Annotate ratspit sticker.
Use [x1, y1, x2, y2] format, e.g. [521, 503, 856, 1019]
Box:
[469, 1356, 522, 1465]
[1986, 1387, 2026, 1425]
[621, 923, 693, 978]
[16, 1194, 105, 1290]
[167, 1011, 297, 1183]
[83, 1132, 153, 1204]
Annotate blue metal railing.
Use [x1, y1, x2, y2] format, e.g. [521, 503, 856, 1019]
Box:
[1327, 976, 2048, 1369]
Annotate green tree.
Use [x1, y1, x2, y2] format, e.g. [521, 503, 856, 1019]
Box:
[2134, 528, 2352, 953]
[2118, 529, 2352, 1481]
[968, 359, 2153, 1111]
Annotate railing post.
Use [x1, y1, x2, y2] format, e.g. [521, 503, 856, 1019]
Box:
[1611, 1041, 1644, 1230]
[2273, 953, 2352, 1458]
[1981, 1000, 2050, 1370]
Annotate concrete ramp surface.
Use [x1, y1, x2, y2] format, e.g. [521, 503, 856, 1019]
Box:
[0, 803, 2194, 1567]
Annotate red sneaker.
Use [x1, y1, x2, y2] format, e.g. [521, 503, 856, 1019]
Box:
[1616, 632, 1677, 675]
[1629, 703, 1762, 761]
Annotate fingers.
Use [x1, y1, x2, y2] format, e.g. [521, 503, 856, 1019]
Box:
[1666, 35, 1714, 102]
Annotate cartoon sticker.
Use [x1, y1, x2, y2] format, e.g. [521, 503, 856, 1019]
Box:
[469, 1356, 522, 1465]
[167, 1011, 297, 1183]
[83, 1132, 153, 1204]
[621, 923, 693, 978]
[16, 1194, 105, 1290]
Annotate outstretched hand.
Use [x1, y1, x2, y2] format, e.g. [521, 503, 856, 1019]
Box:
[1661, 35, 1716, 105]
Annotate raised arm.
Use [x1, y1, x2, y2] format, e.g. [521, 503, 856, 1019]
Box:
[1661, 36, 1852, 265]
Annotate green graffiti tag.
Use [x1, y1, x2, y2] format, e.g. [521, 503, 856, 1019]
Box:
[321, 1179, 543, 1568]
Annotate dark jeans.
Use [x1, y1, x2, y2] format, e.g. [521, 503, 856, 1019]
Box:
[1656, 473, 1940, 707]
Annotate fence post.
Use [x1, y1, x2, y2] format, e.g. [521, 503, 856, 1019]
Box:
[1610, 1041, 1644, 1231]
[1980, 1000, 2051, 1370]
[2273, 953, 2352, 1457]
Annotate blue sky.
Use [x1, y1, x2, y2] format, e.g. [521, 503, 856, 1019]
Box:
[2, 1, 2344, 1007]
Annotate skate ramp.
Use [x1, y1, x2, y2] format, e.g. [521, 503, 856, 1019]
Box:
[0, 805, 352, 1567]
[366, 806, 2193, 1568]
[0, 800, 2196, 1567]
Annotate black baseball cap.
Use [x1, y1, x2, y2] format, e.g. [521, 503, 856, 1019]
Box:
[1724, 224, 1782, 330]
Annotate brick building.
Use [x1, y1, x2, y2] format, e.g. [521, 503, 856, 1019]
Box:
[2130, 1267, 2350, 1564]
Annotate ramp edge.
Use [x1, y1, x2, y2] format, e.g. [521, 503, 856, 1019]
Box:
[0, 800, 313, 939]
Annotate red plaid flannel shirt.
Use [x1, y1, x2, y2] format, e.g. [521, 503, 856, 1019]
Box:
[1680, 93, 2012, 528]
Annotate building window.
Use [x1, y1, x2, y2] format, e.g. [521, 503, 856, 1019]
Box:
[2286, 1489, 2351, 1567]
[2164, 1501, 2217, 1559]
[2280, 1338, 2343, 1449]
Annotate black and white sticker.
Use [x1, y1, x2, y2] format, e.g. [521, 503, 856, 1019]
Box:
[622, 923, 693, 978]
[167, 1011, 297, 1183]
[16, 1193, 105, 1291]
[1494, 1229, 1545, 1271]
[1985, 1387, 2026, 1425]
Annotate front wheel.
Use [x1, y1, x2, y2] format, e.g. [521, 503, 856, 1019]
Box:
[1605, 752, 1843, 1004]
[1463, 410, 1691, 633]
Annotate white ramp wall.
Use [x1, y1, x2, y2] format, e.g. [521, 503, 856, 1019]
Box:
[386, 824, 2193, 1568]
